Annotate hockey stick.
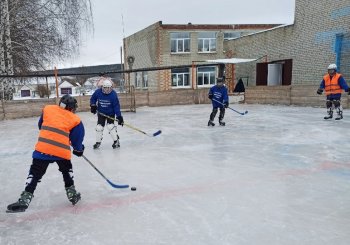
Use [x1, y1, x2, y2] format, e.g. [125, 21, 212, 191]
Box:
[98, 111, 162, 137]
[82, 155, 129, 189]
[212, 99, 248, 115]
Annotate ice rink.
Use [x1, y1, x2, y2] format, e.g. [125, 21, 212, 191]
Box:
[1, 103, 350, 245]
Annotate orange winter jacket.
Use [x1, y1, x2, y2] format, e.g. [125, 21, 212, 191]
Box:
[324, 73, 343, 95]
[35, 105, 81, 160]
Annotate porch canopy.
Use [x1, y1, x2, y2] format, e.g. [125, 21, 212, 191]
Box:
[205, 58, 257, 64]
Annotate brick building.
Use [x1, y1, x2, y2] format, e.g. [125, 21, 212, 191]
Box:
[225, 0, 350, 87]
[123, 21, 279, 92]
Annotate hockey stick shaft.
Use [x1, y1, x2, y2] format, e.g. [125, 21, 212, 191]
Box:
[98, 111, 162, 137]
[212, 99, 248, 115]
[82, 155, 129, 188]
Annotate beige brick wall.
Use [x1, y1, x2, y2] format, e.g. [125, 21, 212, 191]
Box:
[123, 22, 160, 91]
[124, 22, 277, 92]
[225, 0, 350, 86]
[245, 85, 350, 108]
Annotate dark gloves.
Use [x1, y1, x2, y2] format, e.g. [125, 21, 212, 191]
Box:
[317, 88, 323, 95]
[208, 94, 213, 100]
[90, 104, 97, 114]
[347, 88, 350, 95]
[117, 115, 124, 126]
[224, 101, 229, 108]
[73, 145, 84, 157]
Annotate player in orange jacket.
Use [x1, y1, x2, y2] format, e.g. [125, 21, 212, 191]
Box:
[7, 95, 85, 213]
[317, 64, 350, 120]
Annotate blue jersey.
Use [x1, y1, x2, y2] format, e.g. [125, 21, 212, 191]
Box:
[90, 88, 122, 117]
[209, 85, 229, 108]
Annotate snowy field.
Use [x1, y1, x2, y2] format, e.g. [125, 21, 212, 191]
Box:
[1, 104, 350, 245]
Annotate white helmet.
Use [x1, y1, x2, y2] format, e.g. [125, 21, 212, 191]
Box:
[327, 64, 337, 70]
[101, 79, 113, 94]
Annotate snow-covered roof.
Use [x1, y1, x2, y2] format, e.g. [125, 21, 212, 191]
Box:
[19, 84, 35, 91]
[58, 81, 76, 88]
[224, 23, 294, 41]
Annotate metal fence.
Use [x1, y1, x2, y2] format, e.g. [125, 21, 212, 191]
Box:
[0, 75, 136, 112]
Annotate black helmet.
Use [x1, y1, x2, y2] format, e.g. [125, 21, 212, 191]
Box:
[59, 94, 78, 112]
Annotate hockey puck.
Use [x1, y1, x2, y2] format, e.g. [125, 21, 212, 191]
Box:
[131, 187, 137, 191]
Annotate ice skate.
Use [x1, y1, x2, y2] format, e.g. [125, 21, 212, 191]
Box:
[65, 185, 81, 205]
[335, 110, 343, 120]
[207, 120, 215, 126]
[112, 136, 120, 149]
[324, 110, 333, 120]
[7, 191, 33, 213]
[93, 142, 101, 149]
[219, 121, 226, 126]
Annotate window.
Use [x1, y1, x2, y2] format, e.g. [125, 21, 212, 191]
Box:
[197, 66, 216, 86]
[142, 72, 148, 88]
[171, 68, 190, 88]
[171, 32, 190, 53]
[198, 32, 216, 52]
[60, 88, 72, 95]
[223, 32, 241, 40]
[21, 90, 30, 97]
[134, 72, 148, 89]
[134, 72, 142, 88]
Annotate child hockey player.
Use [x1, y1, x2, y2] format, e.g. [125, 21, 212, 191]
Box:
[7, 95, 85, 212]
[317, 63, 350, 120]
[208, 77, 229, 126]
[90, 77, 124, 149]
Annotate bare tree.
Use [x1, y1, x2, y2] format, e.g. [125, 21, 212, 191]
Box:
[0, 0, 94, 99]
[37, 84, 50, 98]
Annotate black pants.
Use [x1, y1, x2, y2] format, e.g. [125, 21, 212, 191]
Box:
[210, 107, 225, 121]
[97, 114, 114, 126]
[25, 158, 74, 194]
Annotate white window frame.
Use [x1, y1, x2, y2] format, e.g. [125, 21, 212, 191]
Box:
[171, 68, 190, 88]
[135, 72, 142, 88]
[198, 32, 217, 53]
[171, 32, 190, 53]
[197, 66, 216, 87]
[142, 72, 148, 89]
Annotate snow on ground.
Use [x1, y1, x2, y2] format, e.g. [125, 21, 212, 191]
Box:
[0, 104, 350, 245]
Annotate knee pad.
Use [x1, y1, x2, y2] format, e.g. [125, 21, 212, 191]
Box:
[106, 123, 116, 133]
[326, 100, 332, 108]
[95, 124, 104, 142]
[107, 123, 118, 141]
[333, 100, 341, 108]
[96, 124, 104, 132]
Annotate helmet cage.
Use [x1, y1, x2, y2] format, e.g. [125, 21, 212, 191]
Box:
[101, 79, 113, 94]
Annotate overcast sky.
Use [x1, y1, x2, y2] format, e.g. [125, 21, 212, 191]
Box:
[61, 0, 296, 68]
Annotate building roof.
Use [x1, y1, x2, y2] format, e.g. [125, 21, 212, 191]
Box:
[160, 22, 281, 30]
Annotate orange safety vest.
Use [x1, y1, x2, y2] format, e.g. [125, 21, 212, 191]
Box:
[35, 105, 81, 160]
[324, 73, 343, 95]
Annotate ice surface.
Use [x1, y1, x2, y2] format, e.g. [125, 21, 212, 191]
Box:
[1, 104, 350, 245]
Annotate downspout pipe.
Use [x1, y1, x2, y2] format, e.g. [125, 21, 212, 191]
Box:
[335, 34, 343, 71]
